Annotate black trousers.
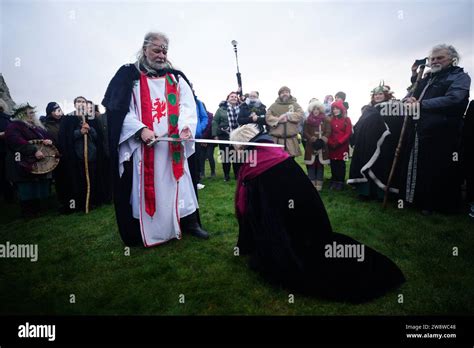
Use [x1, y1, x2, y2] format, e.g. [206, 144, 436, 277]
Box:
[198, 143, 216, 177]
[218, 143, 240, 179]
[330, 160, 346, 182]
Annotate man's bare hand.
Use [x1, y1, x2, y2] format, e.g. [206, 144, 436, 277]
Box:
[35, 150, 45, 160]
[180, 126, 192, 140]
[80, 123, 90, 135]
[140, 127, 155, 143]
[42, 139, 52, 145]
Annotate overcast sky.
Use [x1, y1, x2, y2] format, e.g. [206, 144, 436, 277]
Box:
[1, 0, 473, 122]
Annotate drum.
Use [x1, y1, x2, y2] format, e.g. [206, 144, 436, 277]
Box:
[25, 139, 60, 174]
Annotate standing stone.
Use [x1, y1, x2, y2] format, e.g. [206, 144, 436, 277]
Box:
[0, 73, 16, 113]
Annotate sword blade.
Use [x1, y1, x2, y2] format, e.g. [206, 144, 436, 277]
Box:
[147, 137, 284, 148]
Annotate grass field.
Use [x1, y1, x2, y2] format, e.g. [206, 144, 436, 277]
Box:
[1, 147, 473, 315]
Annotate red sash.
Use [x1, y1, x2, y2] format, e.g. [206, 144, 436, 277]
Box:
[140, 73, 184, 217]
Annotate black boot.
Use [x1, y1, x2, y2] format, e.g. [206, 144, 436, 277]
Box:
[181, 211, 209, 239]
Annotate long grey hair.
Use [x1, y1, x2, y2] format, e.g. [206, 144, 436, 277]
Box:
[135, 31, 173, 74]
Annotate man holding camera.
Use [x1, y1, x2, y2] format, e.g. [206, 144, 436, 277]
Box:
[403, 44, 471, 215]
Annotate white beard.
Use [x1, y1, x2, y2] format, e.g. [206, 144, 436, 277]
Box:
[146, 58, 169, 71]
[430, 64, 443, 73]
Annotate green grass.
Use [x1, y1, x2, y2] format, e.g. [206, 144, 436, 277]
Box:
[1, 146, 473, 315]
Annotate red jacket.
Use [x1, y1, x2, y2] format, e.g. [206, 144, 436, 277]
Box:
[327, 116, 352, 160]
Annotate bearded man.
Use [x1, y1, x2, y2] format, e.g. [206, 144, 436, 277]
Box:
[265, 86, 304, 157]
[402, 44, 471, 215]
[102, 31, 209, 247]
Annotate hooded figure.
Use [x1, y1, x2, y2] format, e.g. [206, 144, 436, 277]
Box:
[230, 124, 405, 302]
[327, 100, 352, 190]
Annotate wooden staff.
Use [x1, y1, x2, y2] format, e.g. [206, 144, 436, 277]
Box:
[382, 64, 426, 209]
[81, 113, 91, 214]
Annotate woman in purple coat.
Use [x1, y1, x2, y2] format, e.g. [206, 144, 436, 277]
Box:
[5, 104, 53, 217]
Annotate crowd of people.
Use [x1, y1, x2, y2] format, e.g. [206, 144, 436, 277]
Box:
[1, 31, 472, 302]
[0, 41, 472, 222]
[0, 97, 111, 217]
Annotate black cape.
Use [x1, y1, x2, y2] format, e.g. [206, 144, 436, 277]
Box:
[102, 63, 195, 246]
[237, 154, 405, 303]
[58, 114, 107, 211]
[348, 103, 405, 193]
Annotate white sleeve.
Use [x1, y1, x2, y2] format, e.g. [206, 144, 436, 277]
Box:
[118, 91, 144, 177]
[178, 78, 198, 158]
[119, 91, 146, 144]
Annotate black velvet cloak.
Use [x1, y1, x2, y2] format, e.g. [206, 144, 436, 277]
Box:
[237, 154, 405, 303]
[348, 103, 405, 194]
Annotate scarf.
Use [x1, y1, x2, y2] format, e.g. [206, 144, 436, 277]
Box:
[306, 113, 325, 127]
[227, 103, 240, 131]
[235, 145, 289, 219]
[140, 72, 183, 217]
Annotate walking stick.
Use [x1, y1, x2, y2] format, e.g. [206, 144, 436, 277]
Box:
[81, 114, 91, 213]
[231, 40, 243, 97]
[382, 63, 426, 209]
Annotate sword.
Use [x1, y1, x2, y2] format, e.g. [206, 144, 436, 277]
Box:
[147, 137, 284, 148]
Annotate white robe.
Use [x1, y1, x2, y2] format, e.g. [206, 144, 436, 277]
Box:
[118, 74, 198, 247]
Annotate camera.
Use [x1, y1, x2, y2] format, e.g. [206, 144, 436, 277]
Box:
[414, 57, 428, 67]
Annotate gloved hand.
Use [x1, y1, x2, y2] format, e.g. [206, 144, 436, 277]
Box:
[313, 138, 325, 150]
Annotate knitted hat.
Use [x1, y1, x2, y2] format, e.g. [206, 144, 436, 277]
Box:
[278, 86, 291, 95]
[46, 102, 60, 115]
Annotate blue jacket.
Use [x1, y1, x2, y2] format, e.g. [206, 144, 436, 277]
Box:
[195, 98, 208, 139]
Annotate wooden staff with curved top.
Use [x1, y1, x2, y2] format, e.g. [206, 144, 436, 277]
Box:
[382, 63, 426, 209]
[81, 113, 91, 214]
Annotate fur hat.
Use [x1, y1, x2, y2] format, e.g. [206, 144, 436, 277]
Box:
[278, 86, 291, 95]
[307, 100, 325, 114]
[230, 124, 260, 149]
[331, 99, 347, 116]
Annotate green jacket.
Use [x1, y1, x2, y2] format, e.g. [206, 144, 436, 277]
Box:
[212, 103, 230, 139]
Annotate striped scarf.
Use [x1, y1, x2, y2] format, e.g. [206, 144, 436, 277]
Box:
[227, 103, 240, 131]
